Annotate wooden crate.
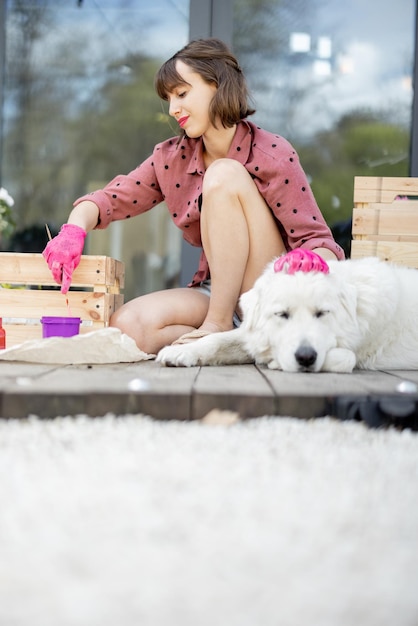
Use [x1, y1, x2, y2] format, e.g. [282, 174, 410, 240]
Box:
[0, 253, 125, 347]
[351, 176, 418, 268]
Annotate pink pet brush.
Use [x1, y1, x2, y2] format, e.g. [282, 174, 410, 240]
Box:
[273, 248, 330, 275]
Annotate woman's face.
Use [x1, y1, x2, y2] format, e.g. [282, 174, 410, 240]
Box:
[167, 60, 217, 138]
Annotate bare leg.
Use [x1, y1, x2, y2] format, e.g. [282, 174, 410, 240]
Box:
[111, 159, 284, 352]
[109, 287, 210, 353]
[199, 158, 285, 333]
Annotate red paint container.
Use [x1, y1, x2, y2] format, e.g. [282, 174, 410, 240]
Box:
[0, 318, 5, 349]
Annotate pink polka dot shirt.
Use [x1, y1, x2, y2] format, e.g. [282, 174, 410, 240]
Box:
[74, 119, 344, 286]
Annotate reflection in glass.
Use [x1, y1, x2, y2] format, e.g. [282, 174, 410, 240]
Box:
[233, 0, 414, 255]
[3, 0, 189, 297]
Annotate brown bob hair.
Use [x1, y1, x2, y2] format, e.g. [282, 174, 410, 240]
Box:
[155, 38, 255, 129]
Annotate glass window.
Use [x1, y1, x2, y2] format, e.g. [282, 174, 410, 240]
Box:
[2, 0, 189, 299]
[233, 0, 415, 256]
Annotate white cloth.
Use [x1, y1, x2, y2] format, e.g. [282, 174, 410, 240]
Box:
[0, 327, 154, 364]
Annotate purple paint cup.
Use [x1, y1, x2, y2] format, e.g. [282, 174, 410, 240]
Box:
[41, 316, 81, 338]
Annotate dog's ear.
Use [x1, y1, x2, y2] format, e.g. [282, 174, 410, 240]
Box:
[240, 287, 261, 331]
[337, 282, 358, 325]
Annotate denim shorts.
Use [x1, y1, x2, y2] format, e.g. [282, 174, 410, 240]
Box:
[194, 280, 242, 328]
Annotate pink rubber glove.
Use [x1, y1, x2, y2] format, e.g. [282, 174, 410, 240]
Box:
[43, 224, 87, 294]
[274, 248, 330, 275]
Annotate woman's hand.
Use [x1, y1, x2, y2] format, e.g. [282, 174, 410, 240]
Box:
[43, 224, 87, 293]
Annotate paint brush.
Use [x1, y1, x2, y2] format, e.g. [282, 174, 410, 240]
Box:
[45, 224, 73, 317]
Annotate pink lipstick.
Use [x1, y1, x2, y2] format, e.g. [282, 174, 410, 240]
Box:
[178, 116, 189, 128]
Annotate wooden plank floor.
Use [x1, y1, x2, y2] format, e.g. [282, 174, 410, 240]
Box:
[0, 360, 417, 421]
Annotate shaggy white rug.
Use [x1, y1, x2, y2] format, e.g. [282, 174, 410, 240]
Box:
[0, 414, 417, 626]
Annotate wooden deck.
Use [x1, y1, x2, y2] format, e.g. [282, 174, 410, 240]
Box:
[0, 360, 417, 423]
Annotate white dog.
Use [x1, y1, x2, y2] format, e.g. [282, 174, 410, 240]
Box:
[157, 254, 418, 373]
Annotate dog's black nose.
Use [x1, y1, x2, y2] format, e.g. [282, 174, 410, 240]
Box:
[295, 345, 317, 368]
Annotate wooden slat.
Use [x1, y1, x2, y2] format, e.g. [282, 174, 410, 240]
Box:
[352, 205, 418, 236]
[352, 177, 418, 268]
[0, 290, 122, 323]
[0, 361, 198, 420]
[261, 367, 417, 418]
[193, 364, 276, 418]
[354, 176, 418, 203]
[351, 234, 418, 243]
[0, 253, 124, 290]
[350, 240, 418, 267]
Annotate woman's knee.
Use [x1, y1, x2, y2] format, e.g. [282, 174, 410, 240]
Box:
[203, 158, 249, 194]
[110, 301, 148, 345]
[110, 303, 133, 330]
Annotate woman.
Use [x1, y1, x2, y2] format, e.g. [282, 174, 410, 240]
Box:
[43, 38, 344, 354]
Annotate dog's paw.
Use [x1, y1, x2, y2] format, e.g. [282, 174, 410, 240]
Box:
[156, 344, 200, 367]
[322, 348, 356, 373]
[267, 359, 282, 370]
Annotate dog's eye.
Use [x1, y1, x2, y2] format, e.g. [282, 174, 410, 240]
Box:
[314, 309, 329, 319]
[275, 310, 290, 320]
